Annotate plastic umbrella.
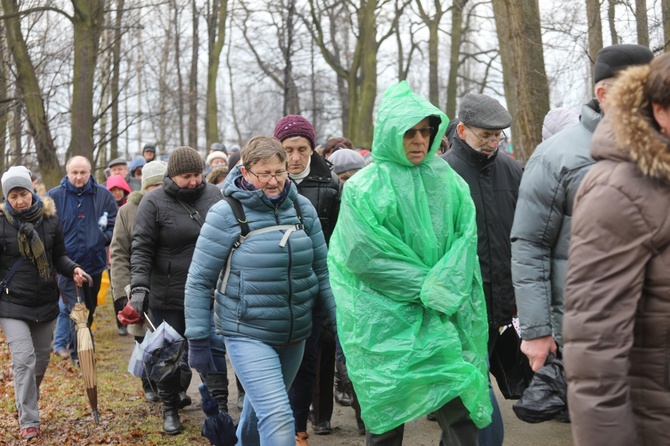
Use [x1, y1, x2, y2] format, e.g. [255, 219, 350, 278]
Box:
[130, 317, 185, 384]
[69, 273, 99, 424]
[198, 383, 237, 446]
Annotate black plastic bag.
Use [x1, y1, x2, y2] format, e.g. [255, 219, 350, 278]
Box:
[512, 353, 567, 423]
[489, 325, 534, 399]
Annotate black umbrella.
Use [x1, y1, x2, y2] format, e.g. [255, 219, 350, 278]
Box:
[198, 383, 237, 446]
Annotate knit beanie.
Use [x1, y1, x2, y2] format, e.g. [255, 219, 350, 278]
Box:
[329, 149, 365, 175]
[167, 146, 205, 178]
[273, 115, 316, 149]
[141, 160, 167, 190]
[1, 166, 33, 198]
[206, 150, 229, 166]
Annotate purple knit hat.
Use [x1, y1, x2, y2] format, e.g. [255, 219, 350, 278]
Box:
[273, 115, 316, 149]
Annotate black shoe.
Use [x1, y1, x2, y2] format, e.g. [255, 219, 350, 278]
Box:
[236, 393, 244, 410]
[314, 421, 332, 435]
[426, 412, 437, 421]
[554, 409, 571, 423]
[162, 409, 183, 435]
[70, 357, 80, 368]
[145, 390, 159, 403]
[118, 326, 128, 336]
[178, 391, 192, 408]
[334, 389, 351, 406]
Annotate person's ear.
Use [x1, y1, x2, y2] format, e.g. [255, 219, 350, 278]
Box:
[456, 122, 467, 139]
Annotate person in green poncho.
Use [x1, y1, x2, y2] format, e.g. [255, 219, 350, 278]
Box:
[327, 81, 492, 445]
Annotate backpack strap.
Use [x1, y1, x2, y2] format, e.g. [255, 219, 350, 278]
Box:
[223, 195, 249, 236]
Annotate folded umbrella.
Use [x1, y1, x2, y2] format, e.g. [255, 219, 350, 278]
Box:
[70, 273, 99, 424]
[199, 383, 237, 446]
[127, 317, 185, 383]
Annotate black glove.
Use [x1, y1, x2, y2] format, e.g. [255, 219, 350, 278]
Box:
[117, 296, 128, 308]
[130, 288, 149, 315]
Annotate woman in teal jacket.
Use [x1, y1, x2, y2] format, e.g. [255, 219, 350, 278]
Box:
[185, 136, 336, 445]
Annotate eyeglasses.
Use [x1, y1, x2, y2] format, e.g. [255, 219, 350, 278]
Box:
[404, 127, 433, 139]
[465, 126, 506, 144]
[248, 170, 289, 183]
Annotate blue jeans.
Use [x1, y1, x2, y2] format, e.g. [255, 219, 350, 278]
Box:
[225, 336, 305, 446]
[53, 273, 102, 360]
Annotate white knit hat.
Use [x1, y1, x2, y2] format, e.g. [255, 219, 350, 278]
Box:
[206, 150, 229, 166]
[141, 160, 167, 190]
[1, 166, 33, 198]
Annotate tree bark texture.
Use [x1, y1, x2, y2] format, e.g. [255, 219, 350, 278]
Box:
[68, 0, 104, 161]
[0, 0, 61, 187]
[205, 0, 228, 149]
[446, 0, 466, 119]
[585, 0, 603, 84]
[491, 0, 550, 163]
[635, 0, 649, 47]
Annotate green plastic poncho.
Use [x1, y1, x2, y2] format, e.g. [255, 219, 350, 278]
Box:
[327, 81, 492, 434]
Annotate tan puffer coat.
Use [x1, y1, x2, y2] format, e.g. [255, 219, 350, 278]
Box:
[563, 64, 670, 446]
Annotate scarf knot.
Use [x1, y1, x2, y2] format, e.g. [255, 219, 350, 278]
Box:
[5, 194, 51, 281]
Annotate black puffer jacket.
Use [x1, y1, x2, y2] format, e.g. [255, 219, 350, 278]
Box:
[131, 177, 223, 311]
[296, 153, 341, 243]
[443, 137, 523, 327]
[0, 197, 78, 322]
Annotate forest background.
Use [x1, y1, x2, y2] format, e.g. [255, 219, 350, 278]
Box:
[0, 0, 668, 188]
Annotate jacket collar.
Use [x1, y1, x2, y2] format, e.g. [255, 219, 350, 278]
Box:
[450, 135, 498, 168]
[592, 64, 670, 183]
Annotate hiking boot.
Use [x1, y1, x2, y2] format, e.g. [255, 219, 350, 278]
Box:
[21, 427, 40, 441]
[145, 390, 159, 403]
[296, 431, 309, 446]
[162, 409, 183, 435]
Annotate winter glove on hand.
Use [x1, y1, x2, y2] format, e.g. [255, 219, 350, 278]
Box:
[188, 339, 216, 378]
[129, 287, 149, 315]
[117, 296, 128, 309]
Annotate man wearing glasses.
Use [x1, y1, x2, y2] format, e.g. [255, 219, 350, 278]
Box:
[443, 93, 522, 446]
[273, 114, 342, 445]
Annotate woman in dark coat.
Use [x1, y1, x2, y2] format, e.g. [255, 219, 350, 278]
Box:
[129, 146, 223, 435]
[0, 166, 87, 441]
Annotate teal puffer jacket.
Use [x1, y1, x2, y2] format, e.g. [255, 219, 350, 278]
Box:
[184, 168, 335, 345]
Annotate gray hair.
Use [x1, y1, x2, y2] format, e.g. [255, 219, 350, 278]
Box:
[241, 136, 288, 169]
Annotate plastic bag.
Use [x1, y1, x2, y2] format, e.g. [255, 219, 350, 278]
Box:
[490, 323, 534, 399]
[512, 353, 567, 423]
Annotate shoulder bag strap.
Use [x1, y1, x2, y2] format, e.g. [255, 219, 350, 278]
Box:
[0, 257, 24, 294]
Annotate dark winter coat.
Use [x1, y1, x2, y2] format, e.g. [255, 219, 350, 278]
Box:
[0, 197, 79, 322]
[48, 176, 118, 275]
[563, 65, 670, 446]
[296, 153, 341, 243]
[130, 177, 222, 311]
[443, 137, 523, 327]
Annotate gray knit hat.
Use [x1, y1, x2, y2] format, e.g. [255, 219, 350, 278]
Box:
[1, 166, 33, 198]
[141, 160, 167, 190]
[329, 149, 365, 175]
[167, 146, 205, 178]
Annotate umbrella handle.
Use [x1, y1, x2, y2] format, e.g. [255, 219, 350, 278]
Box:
[75, 273, 95, 304]
[144, 312, 156, 331]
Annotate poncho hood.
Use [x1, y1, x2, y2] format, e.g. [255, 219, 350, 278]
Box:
[328, 81, 491, 434]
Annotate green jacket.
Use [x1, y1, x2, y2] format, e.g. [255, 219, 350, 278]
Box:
[327, 81, 492, 434]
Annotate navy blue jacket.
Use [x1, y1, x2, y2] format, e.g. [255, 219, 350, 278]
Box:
[48, 176, 117, 275]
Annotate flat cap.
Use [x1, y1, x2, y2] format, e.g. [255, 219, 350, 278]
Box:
[458, 94, 512, 130]
[593, 44, 654, 83]
[108, 157, 127, 168]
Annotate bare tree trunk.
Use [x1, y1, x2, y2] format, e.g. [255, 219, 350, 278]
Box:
[205, 0, 229, 148]
[68, 0, 104, 161]
[283, 0, 300, 115]
[225, 17, 242, 145]
[491, 0, 550, 163]
[188, 2, 199, 149]
[96, 14, 111, 175]
[0, 0, 61, 187]
[662, 0, 670, 49]
[110, 0, 124, 158]
[585, 0, 603, 84]
[608, 0, 619, 45]
[635, 0, 649, 47]
[416, 0, 444, 107]
[0, 24, 8, 171]
[446, 0, 466, 119]
[172, 0, 185, 147]
[158, 6, 173, 153]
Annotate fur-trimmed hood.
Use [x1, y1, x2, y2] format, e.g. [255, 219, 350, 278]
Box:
[591, 64, 670, 183]
[0, 195, 57, 218]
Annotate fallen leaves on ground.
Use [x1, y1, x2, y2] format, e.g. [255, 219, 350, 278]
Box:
[0, 299, 210, 445]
